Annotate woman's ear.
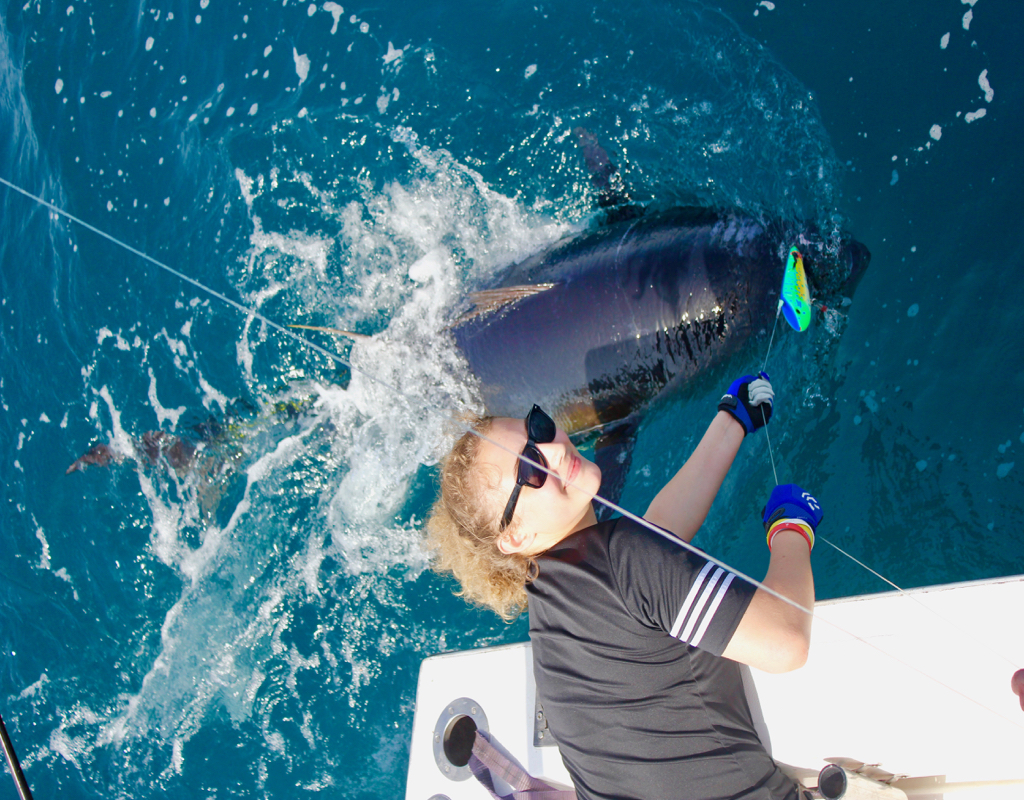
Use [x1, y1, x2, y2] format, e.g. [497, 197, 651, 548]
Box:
[497, 525, 531, 555]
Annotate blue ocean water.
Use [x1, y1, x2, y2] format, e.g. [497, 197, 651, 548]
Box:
[1, 1, 1021, 797]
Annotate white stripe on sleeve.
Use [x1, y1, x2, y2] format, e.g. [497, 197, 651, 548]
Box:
[690, 572, 736, 648]
[670, 561, 715, 638]
[678, 567, 725, 643]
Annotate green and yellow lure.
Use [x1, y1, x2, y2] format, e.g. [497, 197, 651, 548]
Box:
[780, 246, 812, 332]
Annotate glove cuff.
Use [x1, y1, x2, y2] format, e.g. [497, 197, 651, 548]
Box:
[718, 395, 750, 434]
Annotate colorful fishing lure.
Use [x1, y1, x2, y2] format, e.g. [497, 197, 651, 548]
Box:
[780, 245, 811, 332]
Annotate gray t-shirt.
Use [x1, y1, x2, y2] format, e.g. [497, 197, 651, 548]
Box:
[527, 517, 801, 800]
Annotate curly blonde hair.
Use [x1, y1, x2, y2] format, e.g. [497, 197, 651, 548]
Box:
[425, 415, 536, 621]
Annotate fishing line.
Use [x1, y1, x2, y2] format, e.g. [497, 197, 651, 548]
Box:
[759, 246, 1024, 675]
[0, 176, 401, 402]
[2, 175, 1021, 734]
[816, 537, 1021, 671]
[760, 304, 783, 485]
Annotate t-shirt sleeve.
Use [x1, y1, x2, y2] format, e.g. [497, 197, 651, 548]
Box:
[609, 519, 757, 657]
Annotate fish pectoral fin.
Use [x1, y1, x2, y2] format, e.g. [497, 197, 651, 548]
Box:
[592, 416, 641, 520]
[450, 283, 557, 326]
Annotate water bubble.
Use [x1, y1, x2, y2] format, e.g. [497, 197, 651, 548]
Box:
[916, 460, 928, 472]
[996, 462, 1014, 479]
[907, 304, 919, 317]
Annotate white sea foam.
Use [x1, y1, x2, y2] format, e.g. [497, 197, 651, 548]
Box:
[96, 421, 329, 753]
[160, 328, 188, 359]
[324, 2, 344, 34]
[195, 370, 229, 412]
[18, 673, 48, 700]
[97, 326, 131, 350]
[36, 527, 51, 570]
[98, 385, 135, 457]
[978, 69, 993, 102]
[82, 129, 577, 773]
[147, 369, 186, 429]
[294, 48, 310, 85]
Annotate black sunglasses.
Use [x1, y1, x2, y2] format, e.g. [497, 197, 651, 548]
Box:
[499, 405, 556, 531]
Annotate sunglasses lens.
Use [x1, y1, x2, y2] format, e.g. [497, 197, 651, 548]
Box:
[526, 405, 556, 444]
[517, 444, 548, 488]
[501, 405, 557, 530]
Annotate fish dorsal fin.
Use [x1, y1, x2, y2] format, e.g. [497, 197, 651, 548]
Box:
[451, 283, 557, 326]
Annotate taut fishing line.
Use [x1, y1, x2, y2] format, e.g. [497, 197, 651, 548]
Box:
[761, 244, 1023, 675]
[2, 175, 1021, 734]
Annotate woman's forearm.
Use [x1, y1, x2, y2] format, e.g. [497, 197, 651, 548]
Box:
[643, 411, 746, 542]
[722, 531, 814, 673]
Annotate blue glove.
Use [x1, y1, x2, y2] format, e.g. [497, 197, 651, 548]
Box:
[763, 484, 822, 552]
[763, 484, 823, 531]
[718, 372, 774, 434]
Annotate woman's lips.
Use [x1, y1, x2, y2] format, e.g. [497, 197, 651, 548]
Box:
[566, 454, 580, 485]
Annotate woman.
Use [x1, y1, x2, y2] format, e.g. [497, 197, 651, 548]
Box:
[427, 374, 822, 800]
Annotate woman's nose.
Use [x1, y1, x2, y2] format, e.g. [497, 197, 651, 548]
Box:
[536, 440, 567, 469]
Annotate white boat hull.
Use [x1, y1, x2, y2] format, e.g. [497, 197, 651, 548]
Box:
[405, 575, 1024, 799]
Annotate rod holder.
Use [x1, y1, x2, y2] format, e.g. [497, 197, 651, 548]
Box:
[818, 765, 907, 800]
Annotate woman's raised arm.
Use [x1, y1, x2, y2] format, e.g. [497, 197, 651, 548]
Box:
[643, 410, 746, 542]
[644, 374, 774, 541]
